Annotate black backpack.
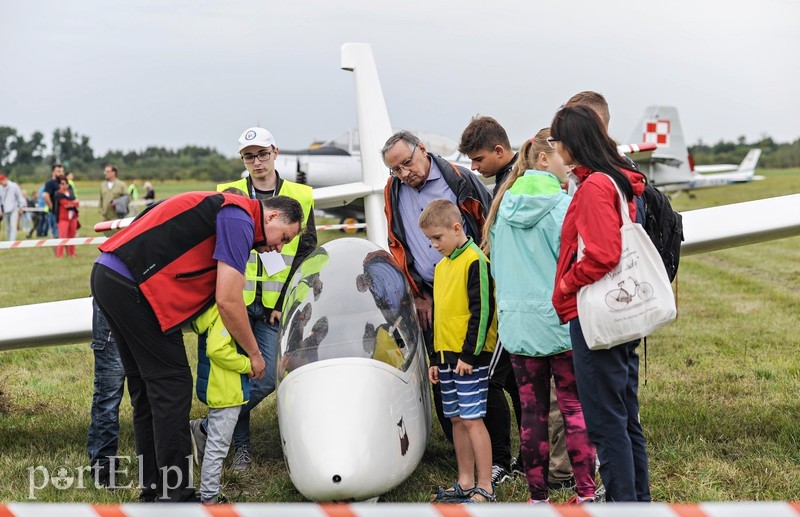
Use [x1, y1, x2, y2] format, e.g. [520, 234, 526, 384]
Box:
[640, 183, 683, 282]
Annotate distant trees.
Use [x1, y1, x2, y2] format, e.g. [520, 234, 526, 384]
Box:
[0, 125, 243, 184]
[691, 135, 800, 169]
[3, 124, 797, 185]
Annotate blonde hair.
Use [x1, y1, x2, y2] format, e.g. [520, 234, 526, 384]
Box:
[418, 198, 461, 230]
[481, 127, 553, 254]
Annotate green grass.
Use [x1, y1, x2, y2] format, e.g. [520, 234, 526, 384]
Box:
[1, 171, 800, 502]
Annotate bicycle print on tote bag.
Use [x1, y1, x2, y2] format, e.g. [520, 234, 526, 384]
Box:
[576, 174, 677, 350]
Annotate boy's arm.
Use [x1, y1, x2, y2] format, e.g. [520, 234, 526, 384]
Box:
[459, 257, 494, 366]
[205, 319, 253, 374]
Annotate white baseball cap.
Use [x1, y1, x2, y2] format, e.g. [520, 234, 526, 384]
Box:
[238, 127, 276, 153]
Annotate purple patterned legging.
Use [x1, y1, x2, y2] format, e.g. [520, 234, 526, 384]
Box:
[510, 351, 596, 500]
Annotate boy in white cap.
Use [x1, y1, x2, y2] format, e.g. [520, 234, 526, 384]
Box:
[190, 127, 317, 470]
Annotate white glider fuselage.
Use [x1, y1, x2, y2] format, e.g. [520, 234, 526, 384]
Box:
[276, 238, 431, 501]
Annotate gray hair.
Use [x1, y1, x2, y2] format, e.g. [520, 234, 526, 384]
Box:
[380, 131, 420, 164]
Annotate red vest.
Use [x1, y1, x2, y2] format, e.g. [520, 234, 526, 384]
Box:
[100, 192, 265, 333]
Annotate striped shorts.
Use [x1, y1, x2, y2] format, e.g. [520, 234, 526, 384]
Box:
[439, 363, 489, 420]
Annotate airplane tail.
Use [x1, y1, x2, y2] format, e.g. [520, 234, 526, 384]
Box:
[628, 105, 693, 186]
[736, 149, 762, 177]
[341, 43, 392, 247]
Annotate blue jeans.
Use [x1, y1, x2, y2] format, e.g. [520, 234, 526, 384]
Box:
[200, 303, 279, 450]
[46, 212, 59, 238]
[233, 303, 279, 448]
[569, 318, 651, 502]
[86, 301, 125, 474]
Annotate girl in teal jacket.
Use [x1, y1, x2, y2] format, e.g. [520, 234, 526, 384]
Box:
[484, 129, 595, 504]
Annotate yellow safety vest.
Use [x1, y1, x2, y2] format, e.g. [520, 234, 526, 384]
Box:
[217, 177, 314, 309]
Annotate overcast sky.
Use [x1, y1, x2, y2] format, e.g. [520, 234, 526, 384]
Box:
[2, 0, 798, 160]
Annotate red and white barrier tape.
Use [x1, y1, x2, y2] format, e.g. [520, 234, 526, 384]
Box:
[92, 219, 366, 233]
[316, 223, 367, 232]
[0, 237, 108, 249]
[0, 223, 363, 250]
[0, 502, 799, 516]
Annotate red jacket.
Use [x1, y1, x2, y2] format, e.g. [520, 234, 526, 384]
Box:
[99, 192, 266, 334]
[552, 166, 646, 323]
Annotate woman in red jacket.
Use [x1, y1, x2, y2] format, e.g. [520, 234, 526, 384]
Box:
[54, 177, 79, 257]
[550, 105, 650, 503]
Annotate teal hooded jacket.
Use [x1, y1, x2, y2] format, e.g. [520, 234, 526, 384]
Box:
[489, 170, 572, 357]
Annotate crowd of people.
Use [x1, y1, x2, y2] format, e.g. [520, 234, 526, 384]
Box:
[0, 163, 153, 244]
[80, 90, 652, 505]
[382, 91, 651, 504]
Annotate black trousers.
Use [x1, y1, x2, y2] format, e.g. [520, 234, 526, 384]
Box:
[91, 264, 196, 502]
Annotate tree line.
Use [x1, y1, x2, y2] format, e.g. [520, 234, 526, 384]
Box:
[1, 125, 798, 184]
[691, 135, 800, 169]
[0, 126, 242, 184]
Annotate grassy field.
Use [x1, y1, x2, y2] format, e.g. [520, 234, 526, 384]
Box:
[1, 172, 799, 503]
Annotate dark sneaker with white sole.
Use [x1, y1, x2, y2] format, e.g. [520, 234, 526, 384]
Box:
[491, 464, 510, 486]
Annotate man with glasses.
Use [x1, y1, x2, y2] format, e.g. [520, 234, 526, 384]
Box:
[381, 130, 491, 446]
[190, 127, 316, 471]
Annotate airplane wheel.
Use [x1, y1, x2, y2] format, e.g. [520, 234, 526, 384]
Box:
[340, 217, 360, 234]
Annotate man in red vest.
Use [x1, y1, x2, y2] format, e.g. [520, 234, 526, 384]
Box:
[91, 191, 303, 502]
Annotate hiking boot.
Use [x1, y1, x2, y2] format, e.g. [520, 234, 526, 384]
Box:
[547, 476, 576, 491]
[189, 418, 206, 465]
[232, 445, 252, 471]
[510, 457, 524, 477]
[491, 464, 510, 486]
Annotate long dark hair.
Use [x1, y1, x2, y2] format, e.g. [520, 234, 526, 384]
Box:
[550, 104, 634, 200]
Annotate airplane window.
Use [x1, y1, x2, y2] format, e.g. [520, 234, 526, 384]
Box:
[278, 239, 420, 380]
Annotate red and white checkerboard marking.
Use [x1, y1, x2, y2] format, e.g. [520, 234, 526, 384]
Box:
[643, 119, 671, 146]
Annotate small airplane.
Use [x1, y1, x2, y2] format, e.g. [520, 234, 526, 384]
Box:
[628, 105, 764, 193]
[1, 43, 800, 503]
[277, 129, 466, 189]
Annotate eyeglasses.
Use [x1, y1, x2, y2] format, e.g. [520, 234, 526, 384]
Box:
[241, 149, 274, 163]
[546, 137, 560, 149]
[388, 143, 418, 176]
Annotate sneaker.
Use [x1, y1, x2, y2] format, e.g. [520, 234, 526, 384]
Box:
[491, 464, 510, 486]
[509, 457, 524, 477]
[232, 445, 252, 471]
[202, 493, 230, 505]
[567, 494, 595, 504]
[594, 482, 606, 502]
[528, 498, 550, 504]
[547, 476, 576, 491]
[189, 418, 207, 466]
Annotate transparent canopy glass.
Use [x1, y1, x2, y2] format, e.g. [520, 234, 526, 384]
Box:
[278, 239, 420, 380]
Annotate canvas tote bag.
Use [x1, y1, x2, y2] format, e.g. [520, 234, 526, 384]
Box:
[576, 174, 676, 350]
